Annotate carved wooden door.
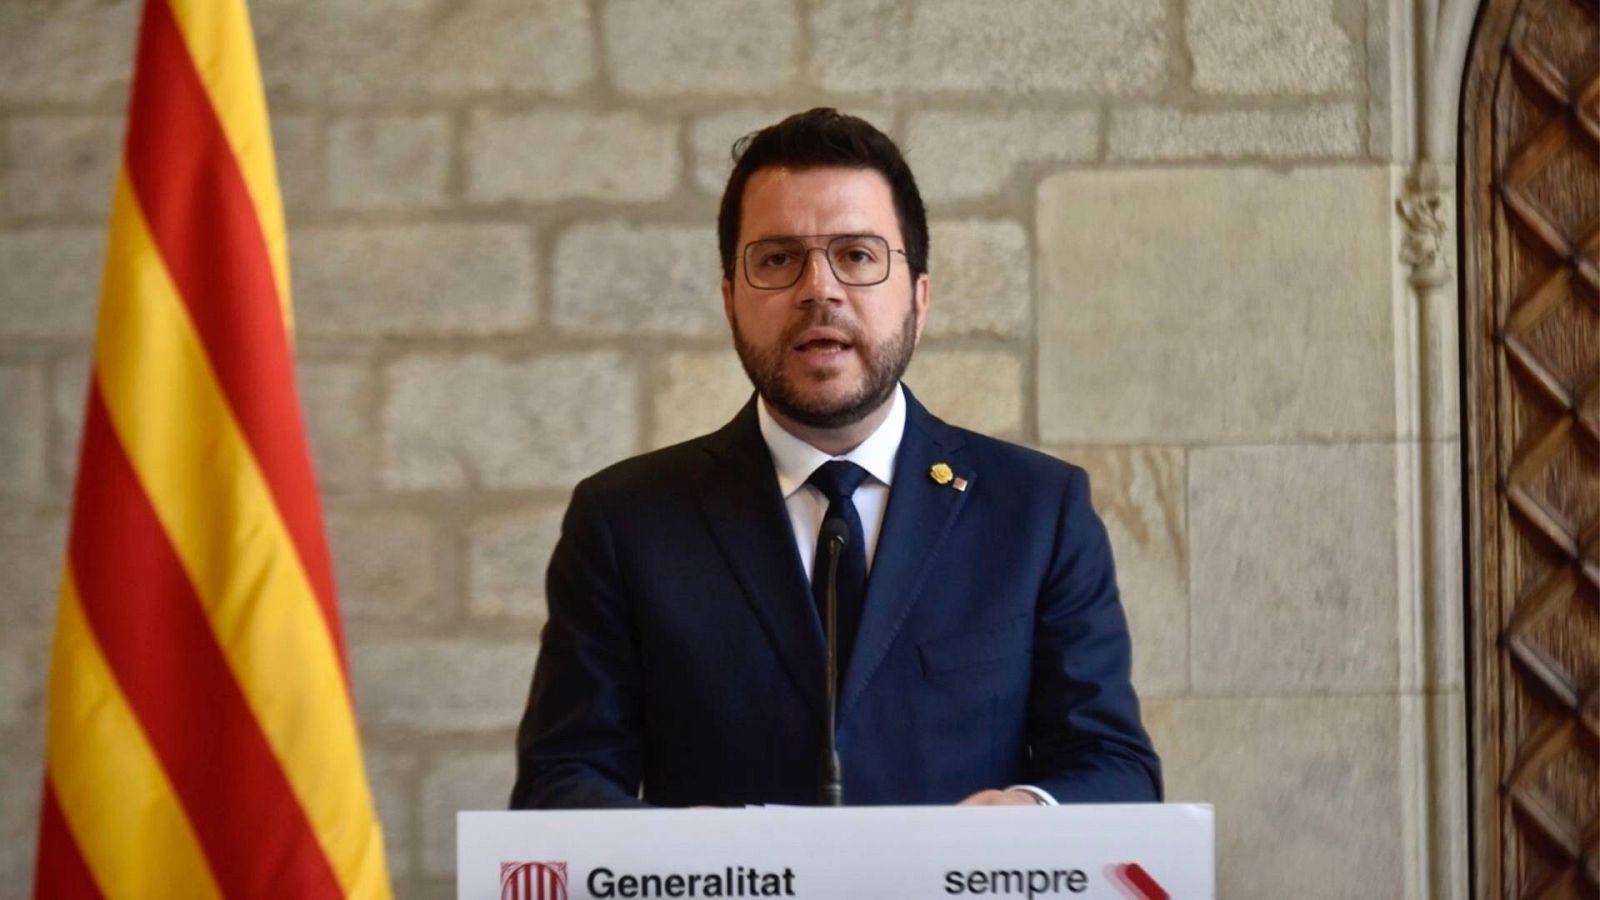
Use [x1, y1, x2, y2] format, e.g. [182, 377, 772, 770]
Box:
[1461, 0, 1599, 896]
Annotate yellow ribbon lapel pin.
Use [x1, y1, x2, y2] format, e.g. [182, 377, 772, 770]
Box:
[929, 463, 968, 492]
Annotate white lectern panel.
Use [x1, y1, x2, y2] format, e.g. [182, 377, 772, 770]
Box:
[459, 804, 1212, 899]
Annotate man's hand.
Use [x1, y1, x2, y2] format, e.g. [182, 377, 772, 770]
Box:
[957, 789, 1044, 806]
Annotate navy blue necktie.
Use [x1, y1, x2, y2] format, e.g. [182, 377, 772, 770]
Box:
[807, 460, 871, 682]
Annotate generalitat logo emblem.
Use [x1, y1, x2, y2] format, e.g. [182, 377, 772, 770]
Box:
[501, 861, 569, 900]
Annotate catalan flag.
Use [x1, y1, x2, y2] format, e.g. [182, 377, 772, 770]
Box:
[33, 1, 391, 897]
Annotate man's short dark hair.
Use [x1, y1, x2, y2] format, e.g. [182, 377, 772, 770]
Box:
[717, 108, 929, 283]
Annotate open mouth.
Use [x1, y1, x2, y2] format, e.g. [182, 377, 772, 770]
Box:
[793, 338, 852, 353]
[790, 326, 856, 357]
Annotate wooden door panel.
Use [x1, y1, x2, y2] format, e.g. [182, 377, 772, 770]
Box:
[1463, 0, 1599, 896]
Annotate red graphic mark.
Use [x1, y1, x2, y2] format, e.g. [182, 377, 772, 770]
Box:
[1106, 862, 1170, 900]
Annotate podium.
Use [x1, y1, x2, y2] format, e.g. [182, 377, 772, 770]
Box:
[459, 805, 1213, 899]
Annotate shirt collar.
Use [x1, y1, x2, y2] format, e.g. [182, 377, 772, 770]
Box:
[757, 383, 906, 500]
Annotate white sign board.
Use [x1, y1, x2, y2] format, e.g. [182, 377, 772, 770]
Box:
[459, 805, 1212, 900]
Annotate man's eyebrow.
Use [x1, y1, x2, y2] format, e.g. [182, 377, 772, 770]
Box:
[749, 231, 885, 241]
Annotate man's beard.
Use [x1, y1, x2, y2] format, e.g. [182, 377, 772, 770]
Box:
[732, 301, 918, 430]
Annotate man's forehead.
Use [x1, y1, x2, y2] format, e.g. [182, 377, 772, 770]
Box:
[739, 165, 898, 237]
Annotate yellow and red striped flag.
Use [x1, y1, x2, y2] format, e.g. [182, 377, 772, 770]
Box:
[34, 1, 392, 897]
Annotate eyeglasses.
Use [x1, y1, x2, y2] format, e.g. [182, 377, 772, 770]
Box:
[741, 234, 908, 290]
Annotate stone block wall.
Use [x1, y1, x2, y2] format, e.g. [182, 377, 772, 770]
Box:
[0, 1, 1458, 898]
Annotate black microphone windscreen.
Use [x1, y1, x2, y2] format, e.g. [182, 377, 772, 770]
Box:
[819, 517, 850, 548]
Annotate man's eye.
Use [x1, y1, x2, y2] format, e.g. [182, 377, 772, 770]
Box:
[836, 245, 877, 264]
[759, 253, 793, 268]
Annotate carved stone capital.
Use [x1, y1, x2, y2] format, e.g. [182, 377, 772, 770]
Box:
[1397, 162, 1452, 292]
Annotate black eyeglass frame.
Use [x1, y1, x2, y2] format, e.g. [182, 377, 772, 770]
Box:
[738, 233, 909, 290]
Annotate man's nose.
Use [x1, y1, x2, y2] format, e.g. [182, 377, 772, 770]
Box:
[796, 247, 843, 304]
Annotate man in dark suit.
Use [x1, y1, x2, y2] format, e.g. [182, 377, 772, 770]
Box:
[511, 109, 1160, 809]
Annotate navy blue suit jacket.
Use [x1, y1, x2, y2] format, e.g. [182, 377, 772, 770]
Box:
[511, 388, 1161, 808]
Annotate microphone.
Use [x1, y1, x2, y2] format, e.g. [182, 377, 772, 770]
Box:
[818, 517, 849, 807]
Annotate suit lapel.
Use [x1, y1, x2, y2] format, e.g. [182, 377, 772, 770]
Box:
[696, 398, 825, 716]
[842, 390, 971, 717]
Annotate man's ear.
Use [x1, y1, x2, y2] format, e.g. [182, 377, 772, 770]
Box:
[911, 272, 930, 346]
[721, 277, 735, 325]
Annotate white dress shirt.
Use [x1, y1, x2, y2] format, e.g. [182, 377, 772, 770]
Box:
[754, 383, 1057, 807]
[756, 384, 904, 581]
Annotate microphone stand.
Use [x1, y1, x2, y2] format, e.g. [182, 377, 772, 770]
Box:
[819, 525, 845, 806]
